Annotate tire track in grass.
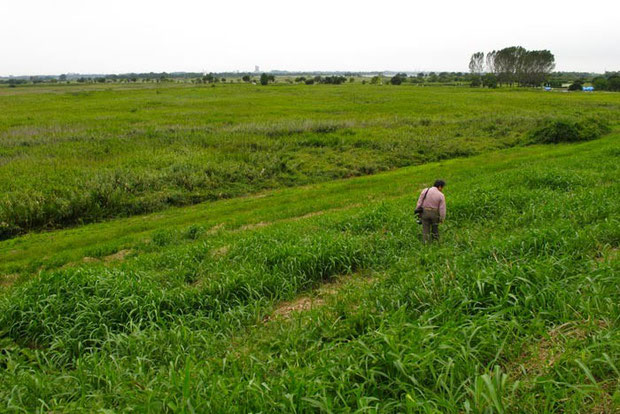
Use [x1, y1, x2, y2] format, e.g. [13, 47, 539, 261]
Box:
[266, 270, 378, 321]
[227, 270, 380, 363]
[67, 249, 133, 267]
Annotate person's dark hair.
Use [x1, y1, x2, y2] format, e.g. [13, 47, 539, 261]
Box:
[433, 179, 446, 188]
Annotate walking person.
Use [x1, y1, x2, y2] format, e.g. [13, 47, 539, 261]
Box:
[415, 180, 446, 243]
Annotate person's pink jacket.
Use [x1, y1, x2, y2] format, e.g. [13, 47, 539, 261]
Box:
[416, 187, 446, 221]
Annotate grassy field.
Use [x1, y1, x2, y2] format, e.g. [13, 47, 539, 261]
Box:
[1, 83, 619, 238]
[0, 130, 618, 412]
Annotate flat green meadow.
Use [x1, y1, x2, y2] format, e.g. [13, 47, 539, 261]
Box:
[1, 83, 619, 237]
[0, 83, 618, 412]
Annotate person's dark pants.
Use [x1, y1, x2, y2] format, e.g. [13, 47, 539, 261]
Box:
[421, 208, 440, 243]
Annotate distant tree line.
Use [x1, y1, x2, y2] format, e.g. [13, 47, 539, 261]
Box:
[3, 68, 618, 91]
[2, 79, 28, 88]
[468, 46, 555, 87]
[382, 72, 486, 86]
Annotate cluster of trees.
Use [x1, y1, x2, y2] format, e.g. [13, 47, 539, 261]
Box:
[568, 80, 585, 91]
[469, 46, 556, 87]
[469, 74, 499, 88]
[591, 73, 620, 91]
[388, 72, 482, 84]
[198, 73, 229, 84]
[389, 73, 408, 85]
[289, 75, 350, 85]
[316, 75, 348, 84]
[1, 78, 28, 87]
[259, 73, 276, 85]
[415, 72, 461, 83]
[373, 72, 490, 85]
[568, 72, 620, 91]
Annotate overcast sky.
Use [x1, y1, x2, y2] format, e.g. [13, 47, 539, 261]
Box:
[3, 0, 619, 76]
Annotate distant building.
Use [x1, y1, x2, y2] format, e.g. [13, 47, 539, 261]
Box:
[254, 66, 259, 73]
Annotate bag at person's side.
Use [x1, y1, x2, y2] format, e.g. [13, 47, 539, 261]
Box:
[414, 188, 430, 224]
[414, 205, 423, 224]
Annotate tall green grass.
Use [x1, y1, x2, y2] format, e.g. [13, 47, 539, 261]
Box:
[0, 135, 618, 412]
[2, 83, 619, 238]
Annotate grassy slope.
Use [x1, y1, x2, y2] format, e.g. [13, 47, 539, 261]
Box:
[2, 83, 619, 237]
[0, 131, 606, 277]
[0, 134, 618, 412]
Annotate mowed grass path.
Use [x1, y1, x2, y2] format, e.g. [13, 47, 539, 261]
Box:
[2, 83, 619, 237]
[0, 134, 618, 412]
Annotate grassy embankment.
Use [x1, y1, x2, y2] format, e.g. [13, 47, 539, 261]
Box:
[2, 83, 619, 238]
[1, 132, 618, 412]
